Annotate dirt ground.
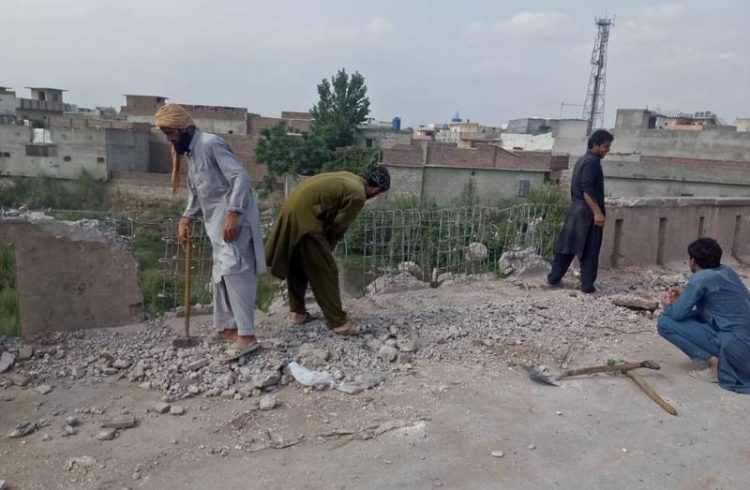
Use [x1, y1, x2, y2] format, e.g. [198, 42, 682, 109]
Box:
[2, 266, 750, 490]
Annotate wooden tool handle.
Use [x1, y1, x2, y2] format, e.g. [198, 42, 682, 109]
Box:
[557, 360, 660, 379]
[184, 238, 191, 338]
[626, 371, 677, 416]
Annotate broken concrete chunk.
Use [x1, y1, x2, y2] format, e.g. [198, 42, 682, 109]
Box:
[113, 359, 130, 369]
[3, 373, 31, 387]
[35, 384, 53, 395]
[188, 359, 209, 371]
[396, 337, 417, 353]
[96, 429, 117, 441]
[18, 346, 34, 360]
[101, 415, 136, 430]
[0, 352, 15, 373]
[7, 420, 39, 439]
[66, 455, 96, 471]
[149, 402, 171, 414]
[251, 372, 281, 389]
[378, 345, 398, 363]
[170, 405, 186, 416]
[259, 394, 277, 411]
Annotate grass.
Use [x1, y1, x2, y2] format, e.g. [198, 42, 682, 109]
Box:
[0, 171, 108, 210]
[0, 246, 18, 337]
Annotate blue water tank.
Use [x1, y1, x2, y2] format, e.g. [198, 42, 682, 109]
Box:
[392, 117, 401, 131]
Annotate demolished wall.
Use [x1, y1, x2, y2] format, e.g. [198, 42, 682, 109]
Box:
[0, 212, 144, 336]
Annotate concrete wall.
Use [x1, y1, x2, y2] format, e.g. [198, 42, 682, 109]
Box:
[105, 128, 150, 173]
[381, 165, 423, 201]
[0, 92, 17, 116]
[601, 197, 750, 269]
[0, 125, 108, 180]
[500, 133, 554, 151]
[421, 167, 548, 204]
[604, 155, 750, 198]
[0, 215, 144, 336]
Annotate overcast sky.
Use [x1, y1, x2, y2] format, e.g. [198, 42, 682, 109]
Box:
[3, 0, 748, 128]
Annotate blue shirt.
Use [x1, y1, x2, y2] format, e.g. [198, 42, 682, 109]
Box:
[664, 265, 750, 337]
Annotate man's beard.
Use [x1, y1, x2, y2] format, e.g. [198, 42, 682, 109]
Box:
[173, 131, 193, 154]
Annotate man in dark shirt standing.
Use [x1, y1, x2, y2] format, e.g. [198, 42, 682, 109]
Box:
[547, 129, 614, 293]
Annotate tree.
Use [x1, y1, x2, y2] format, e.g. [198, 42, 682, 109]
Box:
[255, 68, 373, 194]
[311, 69, 370, 150]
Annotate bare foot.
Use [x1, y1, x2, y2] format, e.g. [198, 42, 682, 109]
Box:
[234, 334, 258, 348]
[290, 312, 313, 325]
[332, 322, 359, 336]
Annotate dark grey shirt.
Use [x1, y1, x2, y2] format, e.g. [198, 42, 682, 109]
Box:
[570, 151, 605, 215]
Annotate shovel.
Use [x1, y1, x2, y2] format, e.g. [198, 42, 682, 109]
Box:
[173, 236, 200, 348]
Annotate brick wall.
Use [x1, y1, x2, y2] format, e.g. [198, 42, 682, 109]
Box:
[382, 144, 424, 167]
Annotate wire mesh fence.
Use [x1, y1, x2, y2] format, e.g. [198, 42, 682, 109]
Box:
[336, 203, 565, 294]
[48, 210, 214, 316]
[45, 201, 564, 310]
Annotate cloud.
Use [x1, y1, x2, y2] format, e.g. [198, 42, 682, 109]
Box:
[466, 11, 573, 41]
[365, 17, 395, 35]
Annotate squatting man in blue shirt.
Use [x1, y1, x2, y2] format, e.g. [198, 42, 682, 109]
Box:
[657, 238, 750, 394]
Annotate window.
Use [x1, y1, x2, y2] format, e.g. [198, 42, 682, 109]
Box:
[26, 145, 57, 157]
[0, 152, 10, 158]
[365, 138, 374, 148]
[517, 179, 530, 198]
[63, 156, 71, 162]
[97, 157, 105, 163]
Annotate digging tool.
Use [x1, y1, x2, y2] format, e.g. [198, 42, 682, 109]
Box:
[626, 370, 678, 416]
[173, 237, 199, 348]
[518, 364, 559, 386]
[556, 360, 660, 380]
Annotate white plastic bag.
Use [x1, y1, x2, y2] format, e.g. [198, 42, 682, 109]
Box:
[287, 361, 338, 389]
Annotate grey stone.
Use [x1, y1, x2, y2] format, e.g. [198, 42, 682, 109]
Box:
[149, 402, 171, 414]
[378, 345, 398, 363]
[0, 352, 15, 373]
[259, 394, 277, 411]
[251, 372, 281, 389]
[279, 374, 294, 385]
[491, 450, 505, 458]
[96, 429, 117, 441]
[215, 373, 236, 389]
[35, 384, 53, 395]
[103, 367, 119, 375]
[187, 385, 202, 396]
[337, 383, 365, 395]
[221, 389, 237, 399]
[113, 359, 130, 369]
[63, 425, 78, 436]
[396, 337, 417, 353]
[138, 382, 152, 390]
[7, 420, 38, 439]
[101, 415, 136, 430]
[237, 385, 255, 398]
[18, 346, 34, 360]
[188, 359, 209, 371]
[65, 416, 80, 427]
[170, 405, 186, 416]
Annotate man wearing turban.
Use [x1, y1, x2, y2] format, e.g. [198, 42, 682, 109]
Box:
[265, 166, 390, 335]
[155, 103, 266, 354]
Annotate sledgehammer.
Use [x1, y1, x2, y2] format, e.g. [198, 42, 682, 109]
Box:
[173, 236, 199, 348]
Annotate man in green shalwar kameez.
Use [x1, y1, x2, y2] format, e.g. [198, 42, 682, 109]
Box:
[265, 167, 390, 335]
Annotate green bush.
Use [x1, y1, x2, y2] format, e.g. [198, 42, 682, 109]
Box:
[0, 246, 18, 337]
[0, 171, 108, 210]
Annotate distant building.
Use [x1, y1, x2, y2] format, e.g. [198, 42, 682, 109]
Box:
[0, 87, 18, 124]
[380, 141, 568, 204]
[15, 87, 67, 127]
